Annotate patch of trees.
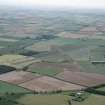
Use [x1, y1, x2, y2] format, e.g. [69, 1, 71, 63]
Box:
[20, 50, 39, 56]
[86, 87, 105, 96]
[36, 35, 57, 40]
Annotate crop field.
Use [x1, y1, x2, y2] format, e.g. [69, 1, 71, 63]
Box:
[27, 37, 105, 61]
[26, 38, 86, 52]
[52, 39, 105, 61]
[90, 47, 105, 61]
[0, 9, 105, 105]
[0, 54, 26, 64]
[0, 71, 84, 92]
[17, 94, 70, 105]
[27, 61, 80, 76]
[19, 76, 84, 92]
[78, 61, 105, 74]
[0, 81, 29, 93]
[0, 41, 14, 47]
[0, 54, 37, 68]
[0, 71, 40, 85]
[0, 36, 19, 49]
[56, 71, 105, 87]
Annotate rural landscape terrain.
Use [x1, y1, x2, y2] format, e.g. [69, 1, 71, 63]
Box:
[0, 7, 105, 105]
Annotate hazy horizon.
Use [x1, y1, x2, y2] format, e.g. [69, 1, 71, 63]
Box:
[0, 0, 105, 9]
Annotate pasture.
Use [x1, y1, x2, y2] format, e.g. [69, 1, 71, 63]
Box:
[0, 81, 29, 93]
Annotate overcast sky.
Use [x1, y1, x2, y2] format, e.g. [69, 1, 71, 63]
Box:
[1, 0, 105, 9]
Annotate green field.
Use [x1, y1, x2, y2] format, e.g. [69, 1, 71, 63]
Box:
[0, 41, 14, 47]
[78, 60, 105, 74]
[27, 38, 105, 52]
[26, 38, 71, 51]
[28, 68, 61, 76]
[0, 81, 29, 93]
[90, 47, 105, 61]
[17, 94, 70, 105]
[0, 36, 19, 48]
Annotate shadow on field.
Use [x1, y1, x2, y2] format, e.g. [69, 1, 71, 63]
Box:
[0, 65, 16, 74]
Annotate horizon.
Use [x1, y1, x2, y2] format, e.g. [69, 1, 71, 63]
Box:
[0, 0, 105, 9]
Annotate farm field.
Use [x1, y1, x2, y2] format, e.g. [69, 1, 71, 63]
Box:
[0, 54, 37, 69]
[78, 61, 105, 74]
[26, 38, 105, 52]
[26, 38, 79, 52]
[0, 36, 20, 48]
[0, 91, 105, 105]
[19, 76, 84, 92]
[27, 61, 80, 76]
[0, 8, 105, 105]
[0, 81, 29, 93]
[56, 71, 105, 87]
[73, 94, 105, 105]
[17, 94, 70, 105]
[0, 71, 40, 85]
[0, 54, 26, 64]
[0, 71, 84, 92]
[90, 46, 105, 61]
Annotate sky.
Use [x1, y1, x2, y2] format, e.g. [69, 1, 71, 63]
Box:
[1, 0, 105, 9]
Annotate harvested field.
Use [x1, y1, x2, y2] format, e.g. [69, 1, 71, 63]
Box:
[19, 76, 84, 92]
[0, 54, 26, 65]
[0, 54, 37, 69]
[0, 71, 40, 84]
[56, 71, 105, 87]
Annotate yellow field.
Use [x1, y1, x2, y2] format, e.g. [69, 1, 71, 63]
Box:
[0, 54, 26, 65]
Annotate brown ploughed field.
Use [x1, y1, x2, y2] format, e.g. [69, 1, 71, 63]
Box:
[28, 61, 81, 72]
[0, 71, 40, 84]
[19, 76, 84, 92]
[56, 71, 105, 87]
